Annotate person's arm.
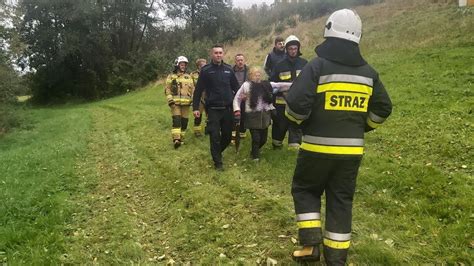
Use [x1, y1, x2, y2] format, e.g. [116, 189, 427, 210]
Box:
[263, 54, 271, 76]
[193, 71, 205, 114]
[233, 82, 248, 112]
[270, 82, 292, 93]
[230, 70, 240, 94]
[165, 74, 174, 106]
[285, 59, 320, 125]
[365, 75, 392, 132]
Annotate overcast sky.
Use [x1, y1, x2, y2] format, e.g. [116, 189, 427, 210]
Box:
[232, 0, 274, 9]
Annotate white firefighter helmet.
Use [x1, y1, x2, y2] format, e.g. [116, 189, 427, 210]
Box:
[284, 35, 300, 48]
[175, 56, 189, 66]
[324, 9, 362, 44]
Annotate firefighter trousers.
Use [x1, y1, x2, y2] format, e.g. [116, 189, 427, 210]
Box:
[271, 104, 302, 147]
[170, 104, 190, 141]
[207, 107, 233, 167]
[292, 150, 361, 265]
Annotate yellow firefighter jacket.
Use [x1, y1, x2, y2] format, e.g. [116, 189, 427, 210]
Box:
[165, 72, 194, 106]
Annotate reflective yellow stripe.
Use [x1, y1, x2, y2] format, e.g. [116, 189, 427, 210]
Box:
[285, 110, 303, 124]
[324, 238, 351, 249]
[193, 126, 202, 131]
[275, 99, 286, 105]
[173, 98, 192, 104]
[297, 220, 321, 229]
[367, 117, 381, 129]
[317, 82, 373, 96]
[301, 142, 364, 155]
[279, 72, 291, 80]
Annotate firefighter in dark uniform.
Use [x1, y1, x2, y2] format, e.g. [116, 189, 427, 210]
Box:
[165, 56, 194, 149]
[270, 35, 308, 150]
[285, 9, 393, 264]
[193, 44, 239, 171]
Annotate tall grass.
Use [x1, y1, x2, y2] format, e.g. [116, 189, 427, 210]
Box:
[0, 0, 472, 264]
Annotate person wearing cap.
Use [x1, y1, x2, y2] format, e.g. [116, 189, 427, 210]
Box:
[191, 58, 207, 137]
[285, 9, 392, 264]
[270, 35, 308, 150]
[263, 36, 286, 78]
[165, 56, 195, 149]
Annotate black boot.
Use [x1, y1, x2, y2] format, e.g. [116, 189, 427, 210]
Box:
[292, 245, 320, 262]
[323, 246, 348, 266]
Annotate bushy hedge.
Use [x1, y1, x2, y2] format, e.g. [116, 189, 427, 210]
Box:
[0, 64, 26, 133]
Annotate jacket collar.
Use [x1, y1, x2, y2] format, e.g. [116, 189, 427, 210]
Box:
[315, 37, 367, 66]
[233, 64, 247, 72]
[273, 47, 285, 55]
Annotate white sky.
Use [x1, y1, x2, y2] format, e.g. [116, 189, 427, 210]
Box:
[232, 0, 274, 9]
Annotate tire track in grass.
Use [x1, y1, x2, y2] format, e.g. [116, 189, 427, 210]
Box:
[65, 86, 302, 264]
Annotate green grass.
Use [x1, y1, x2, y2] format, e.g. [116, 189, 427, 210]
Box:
[1, 1, 473, 264]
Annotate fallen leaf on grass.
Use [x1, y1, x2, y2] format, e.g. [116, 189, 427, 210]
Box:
[245, 243, 258, 248]
[222, 224, 230, 229]
[291, 237, 298, 244]
[158, 254, 166, 261]
[219, 253, 227, 258]
[267, 257, 278, 265]
[385, 239, 394, 247]
[370, 233, 378, 240]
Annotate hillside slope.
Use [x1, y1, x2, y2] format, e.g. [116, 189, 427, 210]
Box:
[0, 0, 473, 264]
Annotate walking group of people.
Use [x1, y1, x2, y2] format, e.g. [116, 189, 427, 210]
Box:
[161, 9, 392, 265]
[165, 35, 305, 165]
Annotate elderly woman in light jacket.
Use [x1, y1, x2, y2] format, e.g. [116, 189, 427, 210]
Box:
[233, 66, 291, 160]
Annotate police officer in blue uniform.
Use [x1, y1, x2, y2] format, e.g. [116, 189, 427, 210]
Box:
[193, 44, 239, 171]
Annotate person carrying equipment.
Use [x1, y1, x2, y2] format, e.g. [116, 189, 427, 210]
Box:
[165, 56, 194, 149]
[285, 9, 392, 264]
[270, 35, 308, 150]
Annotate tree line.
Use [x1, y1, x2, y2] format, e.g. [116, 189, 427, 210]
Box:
[0, 0, 382, 111]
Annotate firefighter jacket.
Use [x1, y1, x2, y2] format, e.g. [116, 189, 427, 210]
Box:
[285, 37, 392, 159]
[193, 62, 239, 111]
[270, 55, 308, 106]
[264, 47, 286, 77]
[165, 72, 194, 106]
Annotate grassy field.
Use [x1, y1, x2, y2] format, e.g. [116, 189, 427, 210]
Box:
[1, 0, 473, 264]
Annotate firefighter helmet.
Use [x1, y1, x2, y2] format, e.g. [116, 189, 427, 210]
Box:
[285, 35, 300, 49]
[175, 56, 189, 66]
[324, 9, 362, 44]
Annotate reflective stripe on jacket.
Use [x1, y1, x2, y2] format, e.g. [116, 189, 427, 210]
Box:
[270, 55, 308, 106]
[285, 57, 392, 158]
